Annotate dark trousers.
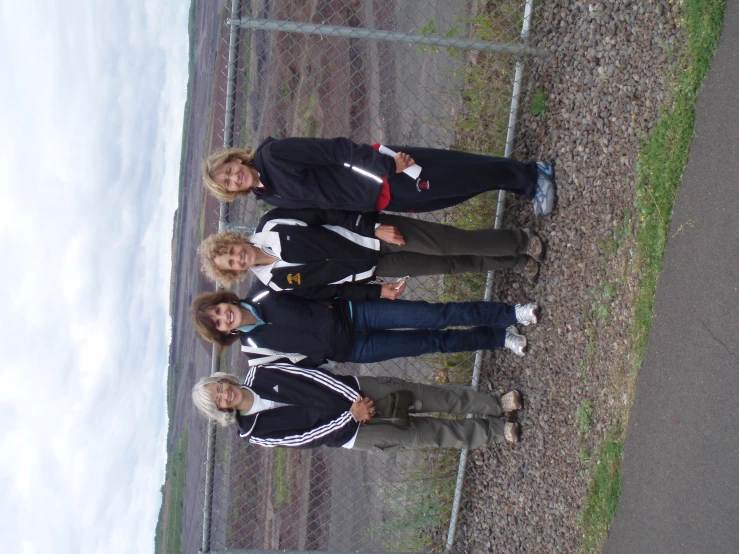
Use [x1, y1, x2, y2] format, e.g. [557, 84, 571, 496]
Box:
[347, 299, 515, 363]
[352, 376, 506, 450]
[384, 146, 538, 213]
[375, 213, 529, 276]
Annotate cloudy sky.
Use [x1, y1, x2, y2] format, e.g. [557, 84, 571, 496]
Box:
[0, 0, 187, 552]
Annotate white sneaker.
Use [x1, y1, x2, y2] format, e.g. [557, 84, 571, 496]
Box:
[515, 302, 538, 326]
[504, 326, 527, 357]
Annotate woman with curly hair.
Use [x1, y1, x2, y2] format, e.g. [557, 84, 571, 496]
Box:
[190, 287, 537, 364]
[191, 362, 523, 449]
[202, 136, 556, 216]
[198, 207, 544, 297]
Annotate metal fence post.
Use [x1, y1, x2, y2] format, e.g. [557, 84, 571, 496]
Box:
[229, 16, 544, 55]
[443, 1, 539, 552]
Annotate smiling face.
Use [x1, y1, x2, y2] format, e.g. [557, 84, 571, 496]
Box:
[212, 158, 258, 194]
[205, 381, 246, 411]
[213, 243, 256, 273]
[206, 302, 245, 334]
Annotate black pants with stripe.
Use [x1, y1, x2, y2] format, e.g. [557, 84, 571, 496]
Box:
[384, 146, 538, 213]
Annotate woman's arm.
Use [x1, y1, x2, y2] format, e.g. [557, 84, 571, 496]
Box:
[260, 207, 379, 237]
[275, 283, 382, 301]
[268, 137, 397, 177]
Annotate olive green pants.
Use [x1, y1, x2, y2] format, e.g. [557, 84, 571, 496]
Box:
[375, 213, 530, 276]
[352, 376, 506, 451]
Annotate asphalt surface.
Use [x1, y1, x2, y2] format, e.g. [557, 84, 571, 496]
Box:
[603, 2, 739, 552]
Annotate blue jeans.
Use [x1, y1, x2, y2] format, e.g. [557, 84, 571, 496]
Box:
[348, 299, 516, 363]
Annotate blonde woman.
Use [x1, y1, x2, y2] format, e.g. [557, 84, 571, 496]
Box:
[198, 207, 544, 296]
[192, 363, 523, 449]
[202, 136, 556, 216]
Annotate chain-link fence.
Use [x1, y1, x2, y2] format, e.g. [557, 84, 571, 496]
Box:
[198, 0, 540, 552]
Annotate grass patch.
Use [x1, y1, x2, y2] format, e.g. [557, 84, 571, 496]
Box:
[579, 423, 624, 554]
[575, 399, 594, 437]
[631, 0, 725, 371]
[530, 89, 548, 120]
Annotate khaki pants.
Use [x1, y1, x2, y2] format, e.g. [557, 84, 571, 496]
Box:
[375, 214, 530, 276]
[352, 376, 506, 451]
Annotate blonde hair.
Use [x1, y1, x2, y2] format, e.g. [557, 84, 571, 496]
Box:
[198, 231, 252, 287]
[190, 290, 242, 353]
[202, 147, 257, 202]
[191, 373, 242, 426]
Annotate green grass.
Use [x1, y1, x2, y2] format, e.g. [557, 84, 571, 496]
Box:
[530, 89, 548, 120]
[575, 399, 594, 437]
[631, 0, 725, 372]
[579, 423, 624, 554]
[154, 427, 189, 554]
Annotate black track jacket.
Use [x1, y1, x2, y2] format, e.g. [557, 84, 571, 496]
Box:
[235, 362, 361, 449]
[252, 207, 383, 300]
[238, 286, 354, 366]
[252, 136, 396, 211]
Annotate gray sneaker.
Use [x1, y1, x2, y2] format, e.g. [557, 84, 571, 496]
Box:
[532, 161, 557, 216]
[515, 302, 539, 326]
[504, 326, 527, 356]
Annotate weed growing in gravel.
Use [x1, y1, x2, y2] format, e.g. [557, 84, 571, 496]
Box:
[591, 280, 617, 323]
[579, 423, 624, 554]
[530, 89, 548, 120]
[578, 327, 597, 381]
[596, 211, 634, 261]
[575, 399, 594, 437]
[579, 447, 591, 465]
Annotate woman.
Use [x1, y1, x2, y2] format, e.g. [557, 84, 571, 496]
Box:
[198, 207, 544, 298]
[202, 136, 556, 216]
[192, 362, 524, 449]
[191, 288, 537, 364]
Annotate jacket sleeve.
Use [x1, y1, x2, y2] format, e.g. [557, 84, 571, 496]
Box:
[248, 411, 358, 449]
[268, 137, 397, 177]
[276, 283, 382, 301]
[257, 207, 379, 237]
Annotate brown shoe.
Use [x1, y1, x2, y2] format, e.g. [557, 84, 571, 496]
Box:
[504, 422, 521, 443]
[523, 257, 539, 284]
[501, 390, 523, 413]
[524, 230, 544, 262]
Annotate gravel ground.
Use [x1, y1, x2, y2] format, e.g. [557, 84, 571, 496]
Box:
[454, 1, 683, 552]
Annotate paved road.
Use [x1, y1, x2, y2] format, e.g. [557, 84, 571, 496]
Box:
[603, 2, 739, 552]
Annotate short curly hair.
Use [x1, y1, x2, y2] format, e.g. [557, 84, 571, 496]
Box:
[202, 147, 257, 202]
[198, 231, 252, 287]
[191, 373, 243, 426]
[191, 290, 242, 353]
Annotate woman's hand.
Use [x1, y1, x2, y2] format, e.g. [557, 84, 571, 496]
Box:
[380, 280, 406, 300]
[394, 152, 416, 173]
[374, 224, 406, 245]
[350, 396, 376, 423]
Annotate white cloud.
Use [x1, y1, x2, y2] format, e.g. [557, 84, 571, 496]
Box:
[0, 0, 187, 552]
